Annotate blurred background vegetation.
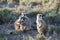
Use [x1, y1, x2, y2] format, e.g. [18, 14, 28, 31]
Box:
[0, 0, 60, 24]
[0, 0, 60, 32]
[0, 0, 60, 34]
[0, 0, 60, 40]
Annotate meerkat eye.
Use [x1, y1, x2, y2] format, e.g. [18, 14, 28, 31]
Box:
[23, 17, 26, 20]
[24, 14, 26, 16]
[40, 15, 42, 16]
[39, 15, 42, 18]
[21, 17, 26, 21]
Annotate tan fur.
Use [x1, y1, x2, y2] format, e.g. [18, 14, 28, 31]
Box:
[36, 14, 46, 35]
[14, 15, 31, 31]
[14, 19, 21, 31]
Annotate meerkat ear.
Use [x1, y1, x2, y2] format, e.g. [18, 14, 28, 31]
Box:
[21, 13, 25, 16]
[21, 12, 26, 16]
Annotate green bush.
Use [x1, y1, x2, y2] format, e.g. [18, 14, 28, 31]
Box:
[2, 0, 7, 3]
[44, 10, 60, 24]
[20, 0, 49, 5]
[47, 24, 60, 34]
[0, 9, 19, 24]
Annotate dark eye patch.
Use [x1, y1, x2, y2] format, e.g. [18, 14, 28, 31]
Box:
[21, 17, 26, 21]
[40, 15, 42, 16]
[39, 15, 42, 17]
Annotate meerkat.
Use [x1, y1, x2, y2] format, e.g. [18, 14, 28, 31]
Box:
[36, 14, 47, 35]
[14, 13, 31, 31]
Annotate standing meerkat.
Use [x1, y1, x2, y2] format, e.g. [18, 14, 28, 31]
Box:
[36, 14, 47, 35]
[14, 13, 31, 31]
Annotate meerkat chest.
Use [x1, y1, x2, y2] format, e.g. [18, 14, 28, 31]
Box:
[37, 20, 42, 25]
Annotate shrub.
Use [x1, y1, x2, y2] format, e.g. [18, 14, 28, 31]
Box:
[20, 0, 49, 5]
[47, 24, 60, 34]
[0, 35, 7, 40]
[0, 9, 19, 24]
[36, 34, 46, 40]
[44, 10, 60, 24]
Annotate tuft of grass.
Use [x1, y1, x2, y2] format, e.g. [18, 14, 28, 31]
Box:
[0, 9, 19, 24]
[0, 35, 7, 40]
[36, 34, 46, 40]
[11, 30, 19, 35]
[47, 24, 60, 34]
[22, 35, 35, 40]
[44, 10, 60, 24]
[20, 0, 49, 5]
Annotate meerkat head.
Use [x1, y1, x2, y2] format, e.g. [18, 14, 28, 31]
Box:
[37, 14, 43, 20]
[19, 13, 27, 26]
[18, 13, 26, 20]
